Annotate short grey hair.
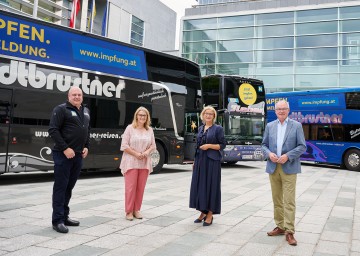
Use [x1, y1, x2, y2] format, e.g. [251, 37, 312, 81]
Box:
[275, 100, 290, 110]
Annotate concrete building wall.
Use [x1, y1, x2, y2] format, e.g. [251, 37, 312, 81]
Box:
[108, 0, 176, 51]
[1, 0, 177, 52]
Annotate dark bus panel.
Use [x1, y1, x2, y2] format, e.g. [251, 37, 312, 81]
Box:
[0, 10, 202, 174]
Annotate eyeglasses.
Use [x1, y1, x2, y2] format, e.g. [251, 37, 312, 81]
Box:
[137, 114, 147, 117]
[204, 112, 214, 116]
[275, 108, 289, 111]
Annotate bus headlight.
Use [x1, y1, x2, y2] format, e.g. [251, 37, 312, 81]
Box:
[224, 145, 234, 151]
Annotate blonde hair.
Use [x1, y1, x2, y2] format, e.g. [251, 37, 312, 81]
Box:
[200, 106, 217, 124]
[132, 106, 151, 130]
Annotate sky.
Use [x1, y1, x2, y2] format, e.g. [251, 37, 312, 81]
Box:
[159, 0, 198, 50]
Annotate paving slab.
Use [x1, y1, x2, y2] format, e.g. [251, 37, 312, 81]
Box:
[0, 162, 359, 256]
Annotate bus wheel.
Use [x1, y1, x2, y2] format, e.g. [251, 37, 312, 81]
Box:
[344, 149, 360, 172]
[151, 142, 165, 174]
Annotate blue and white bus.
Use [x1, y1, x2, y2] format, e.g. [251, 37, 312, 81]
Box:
[267, 88, 360, 171]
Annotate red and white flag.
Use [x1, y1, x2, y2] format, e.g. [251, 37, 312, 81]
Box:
[69, 0, 81, 28]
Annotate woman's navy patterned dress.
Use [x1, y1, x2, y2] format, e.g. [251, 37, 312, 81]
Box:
[189, 124, 225, 215]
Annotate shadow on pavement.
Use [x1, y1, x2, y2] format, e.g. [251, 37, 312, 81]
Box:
[0, 169, 121, 185]
[0, 162, 263, 185]
[221, 163, 259, 169]
[301, 162, 344, 171]
[152, 167, 190, 175]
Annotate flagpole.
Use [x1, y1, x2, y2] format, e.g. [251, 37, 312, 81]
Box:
[73, 0, 77, 28]
[80, 0, 88, 31]
[90, 0, 95, 33]
[101, 0, 108, 37]
[70, 0, 74, 28]
[104, 0, 109, 36]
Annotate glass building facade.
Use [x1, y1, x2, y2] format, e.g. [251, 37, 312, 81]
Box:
[181, 5, 360, 92]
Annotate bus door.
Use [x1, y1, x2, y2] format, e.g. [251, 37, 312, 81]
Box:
[0, 89, 12, 173]
[184, 112, 200, 161]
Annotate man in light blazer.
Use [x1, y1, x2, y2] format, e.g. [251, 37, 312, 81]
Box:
[262, 100, 306, 246]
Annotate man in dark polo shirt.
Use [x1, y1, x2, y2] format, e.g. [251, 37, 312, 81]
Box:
[49, 86, 90, 233]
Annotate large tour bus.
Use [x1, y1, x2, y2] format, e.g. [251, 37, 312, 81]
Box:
[184, 74, 266, 164]
[267, 88, 360, 172]
[0, 10, 202, 174]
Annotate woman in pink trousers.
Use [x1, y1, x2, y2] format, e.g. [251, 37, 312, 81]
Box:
[120, 106, 156, 220]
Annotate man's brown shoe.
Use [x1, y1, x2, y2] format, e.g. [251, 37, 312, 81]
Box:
[286, 233, 297, 246]
[267, 227, 285, 236]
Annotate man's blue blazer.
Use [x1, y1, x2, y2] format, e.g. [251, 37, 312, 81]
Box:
[262, 119, 306, 174]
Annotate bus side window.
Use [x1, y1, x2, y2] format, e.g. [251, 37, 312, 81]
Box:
[0, 101, 11, 124]
[302, 124, 310, 140]
[318, 127, 333, 141]
[332, 125, 344, 141]
[310, 125, 318, 140]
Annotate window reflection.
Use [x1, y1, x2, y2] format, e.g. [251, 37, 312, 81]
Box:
[341, 33, 360, 46]
[199, 65, 215, 76]
[341, 46, 360, 62]
[257, 62, 293, 68]
[296, 34, 337, 47]
[131, 16, 144, 46]
[219, 15, 253, 28]
[296, 48, 337, 61]
[341, 20, 360, 33]
[182, 41, 216, 53]
[184, 18, 217, 30]
[0, 100, 11, 124]
[217, 63, 254, 76]
[256, 49, 293, 62]
[296, 60, 338, 67]
[295, 64, 338, 74]
[256, 24, 293, 37]
[296, 21, 337, 35]
[182, 53, 216, 65]
[256, 66, 292, 75]
[295, 74, 337, 88]
[340, 74, 360, 86]
[340, 6, 360, 19]
[217, 51, 253, 63]
[296, 8, 337, 22]
[218, 39, 253, 51]
[257, 37, 293, 49]
[256, 75, 294, 90]
[183, 30, 216, 41]
[256, 12, 293, 25]
[218, 27, 254, 39]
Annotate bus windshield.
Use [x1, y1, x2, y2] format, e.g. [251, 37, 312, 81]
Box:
[224, 115, 264, 142]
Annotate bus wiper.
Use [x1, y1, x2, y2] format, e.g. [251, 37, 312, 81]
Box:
[225, 135, 240, 143]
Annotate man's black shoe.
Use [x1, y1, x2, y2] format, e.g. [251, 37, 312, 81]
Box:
[65, 218, 80, 226]
[52, 223, 69, 233]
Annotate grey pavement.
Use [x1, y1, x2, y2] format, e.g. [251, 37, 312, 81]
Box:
[0, 162, 360, 256]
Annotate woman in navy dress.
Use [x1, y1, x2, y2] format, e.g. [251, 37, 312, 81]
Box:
[189, 106, 226, 226]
